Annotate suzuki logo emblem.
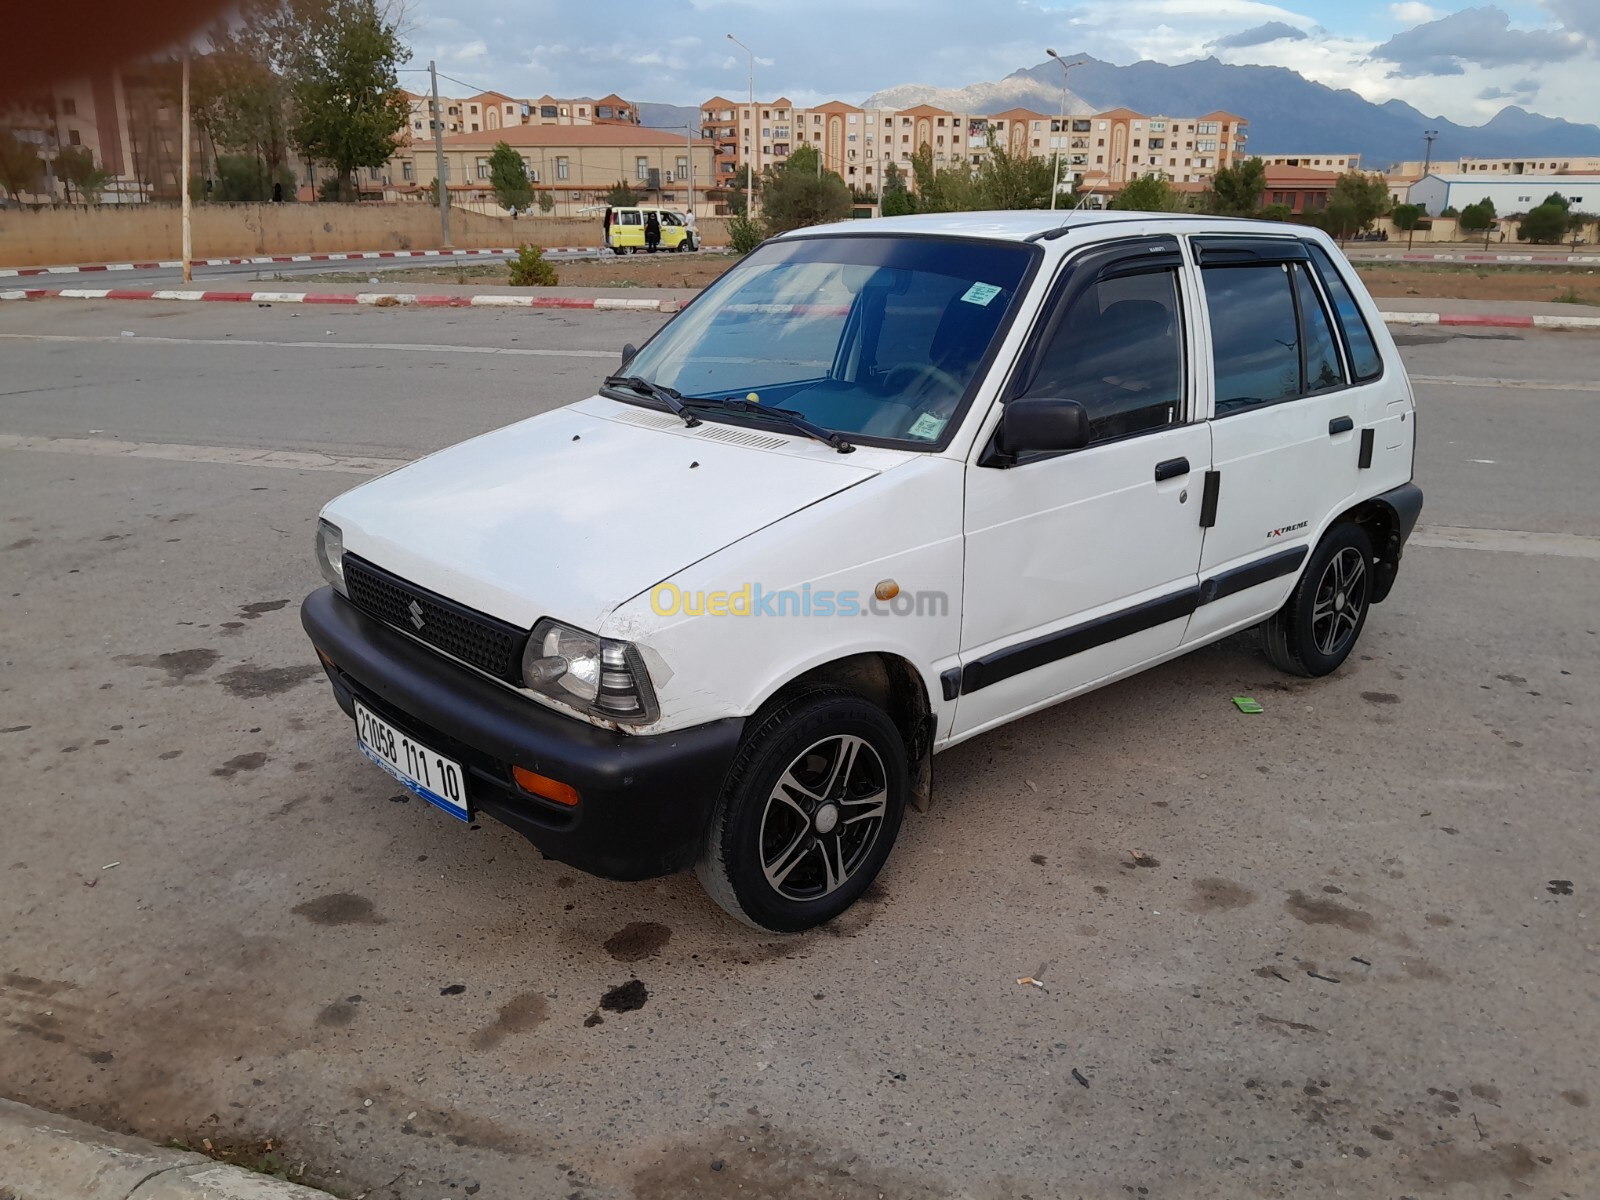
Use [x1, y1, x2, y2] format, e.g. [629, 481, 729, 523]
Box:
[407, 599, 425, 630]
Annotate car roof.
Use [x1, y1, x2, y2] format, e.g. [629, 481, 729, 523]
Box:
[780, 210, 1319, 245]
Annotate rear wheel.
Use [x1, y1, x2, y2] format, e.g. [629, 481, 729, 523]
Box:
[1261, 522, 1374, 677]
[697, 687, 906, 932]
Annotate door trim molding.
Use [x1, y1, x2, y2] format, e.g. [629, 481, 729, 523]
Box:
[957, 546, 1309, 697]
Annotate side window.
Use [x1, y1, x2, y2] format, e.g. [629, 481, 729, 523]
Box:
[1307, 244, 1383, 380]
[1293, 264, 1345, 394]
[1022, 268, 1186, 444]
[620, 211, 642, 226]
[1202, 264, 1300, 414]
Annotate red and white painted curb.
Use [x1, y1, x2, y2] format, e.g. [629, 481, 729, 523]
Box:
[1352, 250, 1600, 265]
[0, 286, 677, 311]
[0, 246, 602, 278]
[4, 286, 1598, 328]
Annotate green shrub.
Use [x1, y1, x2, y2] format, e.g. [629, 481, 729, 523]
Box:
[507, 244, 558, 286]
[727, 214, 764, 255]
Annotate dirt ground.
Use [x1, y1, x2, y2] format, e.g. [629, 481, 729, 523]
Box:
[297, 255, 1600, 306]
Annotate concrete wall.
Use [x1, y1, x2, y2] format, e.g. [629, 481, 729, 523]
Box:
[0, 203, 732, 266]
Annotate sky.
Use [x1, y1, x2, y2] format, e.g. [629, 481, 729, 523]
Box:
[408, 1, 1599, 128]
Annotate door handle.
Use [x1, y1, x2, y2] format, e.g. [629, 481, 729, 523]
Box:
[1154, 457, 1190, 482]
[1329, 416, 1354, 435]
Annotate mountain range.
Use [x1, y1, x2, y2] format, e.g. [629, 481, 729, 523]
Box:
[641, 55, 1600, 170]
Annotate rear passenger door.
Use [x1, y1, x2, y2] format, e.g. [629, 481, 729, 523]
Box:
[1183, 236, 1377, 644]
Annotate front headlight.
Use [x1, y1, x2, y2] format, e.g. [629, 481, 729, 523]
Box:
[315, 519, 346, 595]
[521, 619, 659, 724]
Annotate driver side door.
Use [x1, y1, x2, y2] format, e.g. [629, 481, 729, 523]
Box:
[953, 237, 1211, 739]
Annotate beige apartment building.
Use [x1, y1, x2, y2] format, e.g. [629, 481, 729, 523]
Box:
[385, 124, 716, 216]
[1256, 153, 1361, 171]
[403, 91, 640, 140]
[699, 96, 1248, 202]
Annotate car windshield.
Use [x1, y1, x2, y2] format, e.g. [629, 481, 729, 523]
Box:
[619, 234, 1036, 447]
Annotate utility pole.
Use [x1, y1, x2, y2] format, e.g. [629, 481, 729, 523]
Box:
[1046, 49, 1086, 211]
[1422, 129, 1438, 177]
[181, 50, 192, 283]
[727, 34, 756, 217]
[430, 61, 452, 247]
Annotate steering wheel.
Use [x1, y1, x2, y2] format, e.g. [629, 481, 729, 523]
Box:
[882, 362, 964, 398]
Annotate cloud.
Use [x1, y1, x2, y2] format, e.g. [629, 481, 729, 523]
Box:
[1371, 6, 1587, 78]
[1542, 0, 1600, 42]
[1388, 3, 1440, 22]
[1209, 20, 1307, 49]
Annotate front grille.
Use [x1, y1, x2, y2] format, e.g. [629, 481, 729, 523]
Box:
[343, 554, 528, 685]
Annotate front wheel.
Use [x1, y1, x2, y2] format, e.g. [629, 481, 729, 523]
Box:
[697, 688, 906, 932]
[1261, 522, 1374, 677]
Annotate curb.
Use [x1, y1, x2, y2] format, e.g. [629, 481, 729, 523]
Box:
[6, 287, 1598, 327]
[1352, 251, 1600, 265]
[0, 247, 611, 277]
[0, 1096, 330, 1200]
[0, 287, 680, 312]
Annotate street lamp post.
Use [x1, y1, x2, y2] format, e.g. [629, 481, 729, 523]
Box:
[1046, 49, 1087, 211]
[1422, 129, 1438, 177]
[726, 33, 756, 217]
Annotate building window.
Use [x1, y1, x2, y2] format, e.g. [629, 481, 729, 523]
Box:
[413, 120, 422, 130]
[541, 105, 557, 118]
[476, 157, 490, 180]
[68, 129, 81, 145]
[470, 123, 479, 132]
[61, 97, 77, 115]
[636, 156, 649, 180]
[556, 156, 569, 180]
[597, 106, 612, 120]
[403, 161, 414, 181]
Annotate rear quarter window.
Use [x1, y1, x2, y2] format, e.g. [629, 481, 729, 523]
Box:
[1307, 244, 1383, 381]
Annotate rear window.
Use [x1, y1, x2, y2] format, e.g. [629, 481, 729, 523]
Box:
[1307, 244, 1382, 381]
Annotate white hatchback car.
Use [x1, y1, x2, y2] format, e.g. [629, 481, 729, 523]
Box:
[302, 211, 1422, 931]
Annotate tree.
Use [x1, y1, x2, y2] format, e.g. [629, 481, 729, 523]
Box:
[1391, 202, 1426, 248]
[286, 0, 411, 201]
[909, 143, 979, 212]
[880, 160, 914, 216]
[758, 143, 852, 235]
[1319, 197, 1363, 241]
[722, 164, 758, 215]
[607, 180, 637, 207]
[1518, 202, 1570, 244]
[1112, 171, 1184, 212]
[1328, 171, 1391, 232]
[1458, 198, 1495, 237]
[488, 141, 532, 213]
[188, 48, 291, 200]
[1541, 191, 1570, 211]
[536, 190, 554, 214]
[0, 130, 43, 200]
[974, 138, 1054, 210]
[55, 146, 112, 202]
[214, 152, 296, 201]
[1208, 157, 1265, 216]
[1258, 203, 1294, 223]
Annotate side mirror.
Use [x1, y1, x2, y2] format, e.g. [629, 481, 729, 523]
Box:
[620, 342, 638, 369]
[998, 397, 1090, 457]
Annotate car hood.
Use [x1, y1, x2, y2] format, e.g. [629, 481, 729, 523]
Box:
[326, 397, 884, 634]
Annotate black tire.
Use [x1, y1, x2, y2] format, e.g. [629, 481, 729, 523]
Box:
[1261, 522, 1375, 677]
[611, 246, 625, 257]
[696, 687, 907, 932]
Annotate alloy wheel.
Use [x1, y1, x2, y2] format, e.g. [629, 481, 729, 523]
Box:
[1311, 546, 1368, 658]
[759, 734, 889, 901]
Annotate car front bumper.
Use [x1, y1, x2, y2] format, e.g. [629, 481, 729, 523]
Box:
[300, 586, 743, 881]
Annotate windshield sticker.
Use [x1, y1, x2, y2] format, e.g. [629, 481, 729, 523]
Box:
[907, 412, 949, 440]
[960, 282, 1003, 306]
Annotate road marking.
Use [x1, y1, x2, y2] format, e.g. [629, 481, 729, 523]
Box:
[0, 332, 618, 359]
[1410, 374, 1600, 393]
[0, 433, 407, 475]
[1411, 524, 1600, 559]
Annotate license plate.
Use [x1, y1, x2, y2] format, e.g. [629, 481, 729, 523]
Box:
[355, 701, 469, 822]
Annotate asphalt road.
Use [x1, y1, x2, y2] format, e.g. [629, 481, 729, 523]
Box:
[1, 302, 1597, 1200]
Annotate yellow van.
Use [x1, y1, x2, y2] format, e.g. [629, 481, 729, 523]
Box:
[603, 206, 698, 254]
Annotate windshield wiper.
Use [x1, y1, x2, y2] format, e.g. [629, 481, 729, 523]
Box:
[602, 374, 700, 427]
[695, 397, 855, 454]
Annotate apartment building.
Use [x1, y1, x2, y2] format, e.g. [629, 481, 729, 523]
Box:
[385, 124, 716, 216]
[403, 91, 641, 141]
[700, 96, 1248, 200]
[1256, 153, 1361, 171]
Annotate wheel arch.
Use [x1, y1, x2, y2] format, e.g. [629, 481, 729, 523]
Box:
[752, 652, 936, 813]
[1335, 481, 1422, 604]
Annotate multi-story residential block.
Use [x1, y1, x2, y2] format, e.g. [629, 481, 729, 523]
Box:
[1256, 153, 1361, 171]
[403, 91, 641, 141]
[384, 124, 717, 216]
[699, 96, 1248, 204]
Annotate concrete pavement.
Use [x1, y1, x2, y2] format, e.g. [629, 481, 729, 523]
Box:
[1, 303, 1597, 1199]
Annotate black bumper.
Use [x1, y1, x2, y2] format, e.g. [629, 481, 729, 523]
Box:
[1369, 481, 1424, 604]
[300, 586, 743, 881]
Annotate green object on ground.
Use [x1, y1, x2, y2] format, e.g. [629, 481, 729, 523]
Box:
[1233, 697, 1264, 713]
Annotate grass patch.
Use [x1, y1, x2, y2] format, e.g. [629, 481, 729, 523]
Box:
[1554, 287, 1593, 305]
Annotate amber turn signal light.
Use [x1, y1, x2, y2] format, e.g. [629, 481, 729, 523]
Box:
[512, 765, 580, 807]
